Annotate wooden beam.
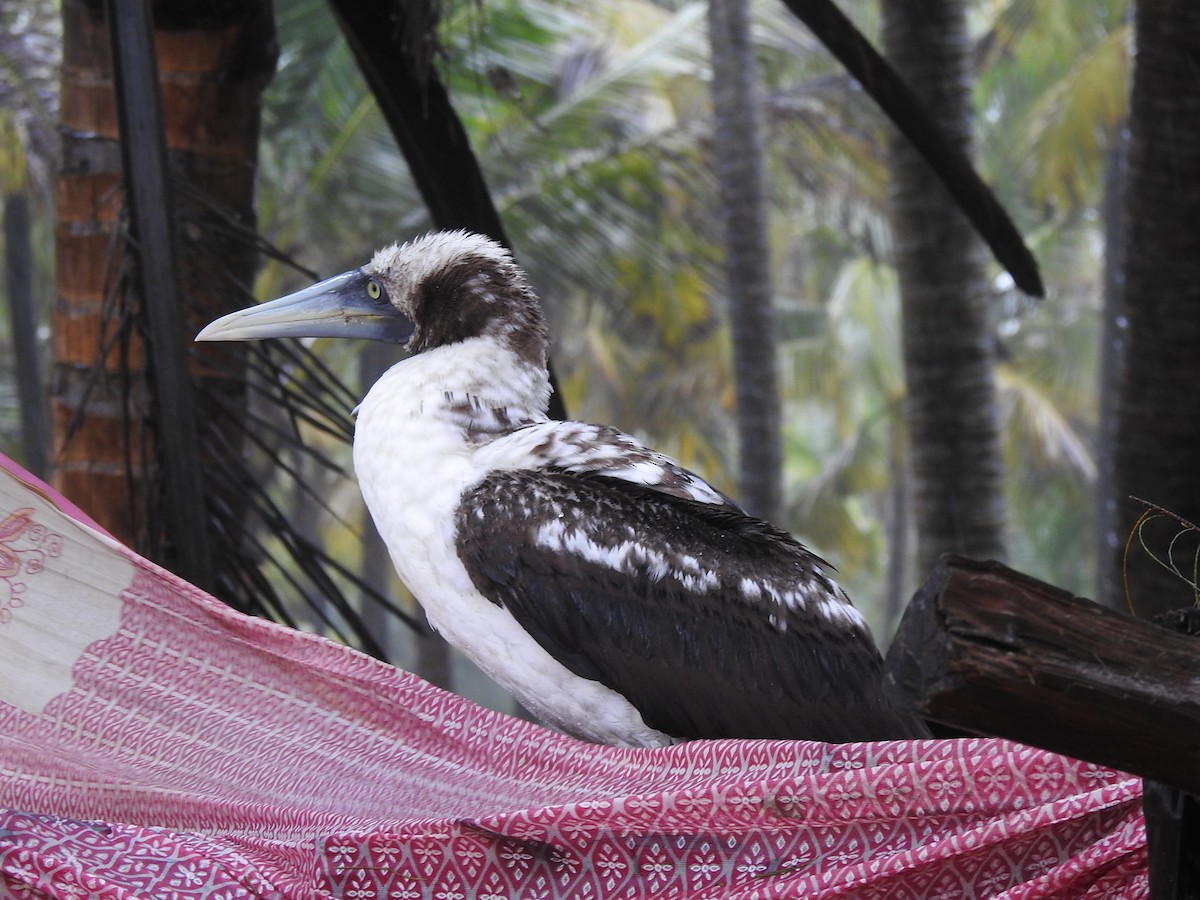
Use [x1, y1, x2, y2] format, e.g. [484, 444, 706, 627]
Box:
[1144, 780, 1200, 900]
[104, 0, 213, 591]
[1142, 608, 1200, 900]
[883, 556, 1200, 795]
[775, 0, 1042, 297]
[323, 0, 567, 422]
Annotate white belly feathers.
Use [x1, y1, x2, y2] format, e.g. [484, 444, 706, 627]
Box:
[352, 341, 671, 747]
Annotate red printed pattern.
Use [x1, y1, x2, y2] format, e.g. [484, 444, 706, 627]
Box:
[0, 477, 1149, 899]
[0, 507, 63, 625]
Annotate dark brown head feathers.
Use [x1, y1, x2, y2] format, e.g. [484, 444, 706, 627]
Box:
[365, 231, 550, 368]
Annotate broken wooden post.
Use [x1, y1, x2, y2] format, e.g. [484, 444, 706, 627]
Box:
[1141, 608, 1200, 900]
[883, 556, 1200, 795]
[1143, 780, 1200, 900]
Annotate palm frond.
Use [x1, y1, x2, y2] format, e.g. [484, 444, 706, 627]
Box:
[996, 364, 1097, 481]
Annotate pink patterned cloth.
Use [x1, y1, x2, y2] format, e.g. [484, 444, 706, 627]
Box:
[0, 456, 1146, 898]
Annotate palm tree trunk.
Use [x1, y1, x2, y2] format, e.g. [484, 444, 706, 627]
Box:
[4, 191, 49, 478]
[707, 0, 782, 524]
[882, 420, 910, 636]
[1095, 127, 1127, 609]
[53, 1, 274, 561]
[1108, 0, 1200, 618]
[882, 0, 1007, 578]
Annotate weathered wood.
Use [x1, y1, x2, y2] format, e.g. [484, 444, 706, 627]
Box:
[324, 0, 568, 422]
[776, 0, 1042, 296]
[1144, 781, 1200, 900]
[105, 0, 211, 591]
[1143, 608, 1200, 900]
[884, 556, 1200, 795]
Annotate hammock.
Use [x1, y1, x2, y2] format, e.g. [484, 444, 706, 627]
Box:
[0, 455, 1146, 898]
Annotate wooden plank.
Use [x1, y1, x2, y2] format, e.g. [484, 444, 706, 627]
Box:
[775, 0, 1042, 296]
[883, 556, 1200, 794]
[1143, 608, 1200, 900]
[104, 0, 212, 591]
[1144, 780, 1200, 900]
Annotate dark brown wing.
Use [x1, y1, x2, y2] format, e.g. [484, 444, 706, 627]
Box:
[455, 469, 923, 742]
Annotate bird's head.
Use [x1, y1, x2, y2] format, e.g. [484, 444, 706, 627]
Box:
[196, 231, 549, 367]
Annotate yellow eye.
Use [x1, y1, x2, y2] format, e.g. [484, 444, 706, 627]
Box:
[367, 279, 382, 300]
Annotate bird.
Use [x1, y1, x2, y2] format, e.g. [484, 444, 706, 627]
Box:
[197, 230, 925, 747]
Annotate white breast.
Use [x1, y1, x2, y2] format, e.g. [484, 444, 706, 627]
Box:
[352, 339, 672, 747]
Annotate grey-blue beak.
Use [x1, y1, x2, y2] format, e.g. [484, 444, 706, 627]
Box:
[195, 269, 414, 344]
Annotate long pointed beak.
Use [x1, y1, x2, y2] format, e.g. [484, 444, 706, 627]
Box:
[195, 269, 415, 344]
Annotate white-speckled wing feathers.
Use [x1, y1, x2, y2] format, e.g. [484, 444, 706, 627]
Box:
[456, 420, 920, 742]
[474, 421, 736, 507]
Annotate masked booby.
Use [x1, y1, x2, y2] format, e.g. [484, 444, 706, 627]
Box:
[197, 231, 923, 746]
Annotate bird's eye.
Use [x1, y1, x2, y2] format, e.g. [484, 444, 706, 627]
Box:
[367, 279, 382, 300]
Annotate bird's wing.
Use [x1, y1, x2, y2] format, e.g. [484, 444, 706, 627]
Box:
[475, 421, 742, 509]
[454, 468, 921, 742]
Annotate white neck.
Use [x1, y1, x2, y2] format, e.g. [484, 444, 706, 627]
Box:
[360, 337, 551, 438]
[351, 337, 550, 592]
